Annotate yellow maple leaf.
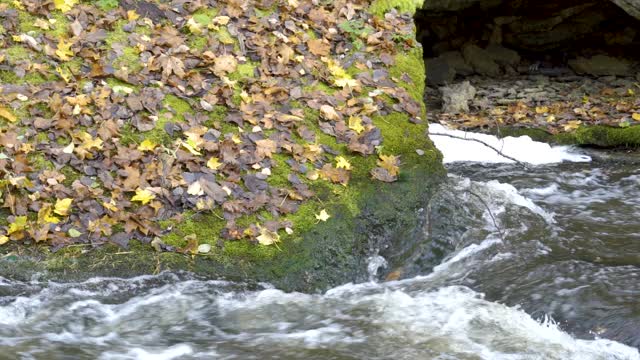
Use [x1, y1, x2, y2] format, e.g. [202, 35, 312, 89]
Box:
[256, 226, 280, 246]
[127, 10, 140, 20]
[335, 156, 351, 170]
[54, 198, 73, 216]
[632, 113, 640, 121]
[0, 106, 17, 123]
[38, 203, 60, 224]
[179, 139, 202, 156]
[137, 139, 158, 152]
[535, 106, 549, 114]
[55, 38, 74, 60]
[7, 216, 28, 235]
[0, 235, 9, 245]
[348, 116, 365, 134]
[131, 188, 156, 205]
[53, 0, 78, 12]
[207, 157, 222, 170]
[378, 154, 400, 176]
[102, 199, 118, 212]
[315, 209, 330, 222]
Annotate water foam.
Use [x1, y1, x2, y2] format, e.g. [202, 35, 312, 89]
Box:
[429, 123, 591, 164]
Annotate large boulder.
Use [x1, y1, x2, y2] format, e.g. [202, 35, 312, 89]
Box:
[569, 55, 633, 76]
[0, 0, 445, 292]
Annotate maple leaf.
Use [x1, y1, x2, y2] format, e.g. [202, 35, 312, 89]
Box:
[74, 131, 103, 159]
[7, 216, 28, 235]
[315, 209, 330, 222]
[377, 154, 400, 176]
[37, 204, 60, 225]
[213, 54, 238, 75]
[335, 156, 351, 170]
[207, 157, 222, 170]
[179, 139, 202, 156]
[320, 105, 341, 121]
[348, 116, 365, 134]
[54, 198, 73, 216]
[53, 0, 78, 12]
[0, 236, 8, 245]
[55, 39, 74, 60]
[255, 139, 276, 159]
[138, 139, 158, 152]
[131, 188, 156, 205]
[256, 226, 280, 246]
[0, 106, 17, 123]
[308, 39, 330, 56]
[152, 54, 185, 80]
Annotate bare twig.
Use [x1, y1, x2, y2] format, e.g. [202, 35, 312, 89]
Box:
[468, 190, 505, 242]
[429, 131, 527, 167]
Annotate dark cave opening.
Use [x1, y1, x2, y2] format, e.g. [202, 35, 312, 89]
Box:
[414, 0, 640, 86]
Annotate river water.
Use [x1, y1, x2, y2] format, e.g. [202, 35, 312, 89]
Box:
[1, 127, 639, 359]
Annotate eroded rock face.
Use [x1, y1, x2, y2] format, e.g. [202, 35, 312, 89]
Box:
[424, 0, 640, 20]
[417, 0, 640, 81]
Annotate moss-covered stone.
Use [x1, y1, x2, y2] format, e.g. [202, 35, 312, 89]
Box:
[483, 125, 640, 148]
[0, 0, 446, 292]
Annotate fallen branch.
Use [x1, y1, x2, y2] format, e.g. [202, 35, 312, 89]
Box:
[429, 132, 527, 167]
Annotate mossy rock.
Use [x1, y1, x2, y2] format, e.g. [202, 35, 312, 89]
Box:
[484, 125, 640, 148]
[0, 2, 445, 292]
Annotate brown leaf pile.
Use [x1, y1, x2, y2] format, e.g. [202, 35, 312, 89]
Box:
[0, 0, 422, 249]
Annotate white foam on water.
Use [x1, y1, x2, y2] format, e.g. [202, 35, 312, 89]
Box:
[99, 344, 195, 360]
[429, 123, 591, 164]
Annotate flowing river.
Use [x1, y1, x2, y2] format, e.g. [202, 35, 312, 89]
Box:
[1, 126, 639, 359]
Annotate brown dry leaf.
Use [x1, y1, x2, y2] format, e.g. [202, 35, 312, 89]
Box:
[307, 39, 330, 56]
[213, 55, 238, 75]
[320, 105, 341, 121]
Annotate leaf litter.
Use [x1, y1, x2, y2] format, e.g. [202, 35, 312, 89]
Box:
[0, 0, 422, 250]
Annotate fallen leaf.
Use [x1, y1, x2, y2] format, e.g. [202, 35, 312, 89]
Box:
[131, 188, 156, 205]
[335, 156, 351, 170]
[348, 116, 365, 134]
[377, 154, 400, 176]
[0, 107, 17, 123]
[257, 226, 280, 245]
[55, 38, 74, 60]
[138, 139, 158, 152]
[307, 39, 330, 56]
[207, 157, 222, 170]
[198, 243, 211, 253]
[53, 198, 73, 216]
[632, 113, 640, 121]
[315, 209, 330, 222]
[53, 0, 78, 12]
[213, 54, 238, 75]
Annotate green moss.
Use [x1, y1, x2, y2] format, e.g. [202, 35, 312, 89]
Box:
[267, 154, 292, 188]
[104, 20, 130, 47]
[228, 62, 257, 81]
[27, 153, 54, 171]
[60, 166, 82, 186]
[215, 26, 236, 45]
[114, 46, 143, 73]
[5, 45, 32, 62]
[370, 0, 424, 16]
[389, 47, 426, 118]
[485, 125, 640, 148]
[188, 36, 209, 51]
[162, 94, 192, 122]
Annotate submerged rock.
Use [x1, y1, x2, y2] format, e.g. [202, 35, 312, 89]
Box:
[440, 81, 477, 113]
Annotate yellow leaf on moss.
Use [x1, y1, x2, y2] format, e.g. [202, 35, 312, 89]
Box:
[378, 154, 400, 176]
[0, 236, 9, 245]
[55, 38, 74, 60]
[632, 113, 640, 121]
[53, 0, 77, 12]
[207, 157, 222, 170]
[7, 216, 28, 235]
[132, 188, 156, 205]
[180, 139, 202, 156]
[38, 204, 60, 224]
[315, 209, 330, 222]
[0, 106, 17, 123]
[256, 226, 280, 246]
[54, 198, 73, 216]
[127, 10, 140, 20]
[137, 139, 158, 152]
[348, 116, 365, 134]
[335, 156, 351, 170]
